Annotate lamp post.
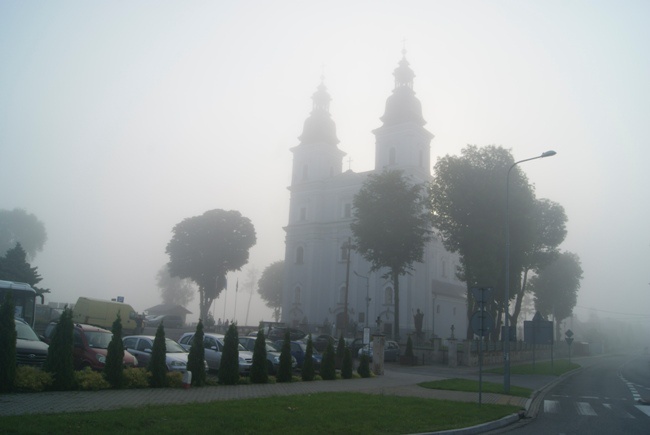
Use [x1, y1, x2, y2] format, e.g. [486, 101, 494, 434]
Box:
[354, 271, 370, 327]
[504, 150, 556, 394]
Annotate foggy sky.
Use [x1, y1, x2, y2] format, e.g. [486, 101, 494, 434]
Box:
[1, 1, 649, 328]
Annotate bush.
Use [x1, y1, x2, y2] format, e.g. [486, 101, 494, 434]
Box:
[44, 307, 75, 390]
[301, 334, 315, 381]
[149, 323, 167, 387]
[357, 354, 371, 378]
[250, 330, 268, 384]
[104, 313, 125, 388]
[75, 367, 110, 390]
[123, 368, 151, 389]
[14, 366, 52, 392]
[341, 347, 353, 379]
[276, 330, 293, 383]
[166, 371, 183, 388]
[405, 335, 414, 358]
[336, 334, 345, 359]
[218, 323, 240, 385]
[320, 339, 336, 380]
[0, 292, 17, 393]
[187, 320, 206, 386]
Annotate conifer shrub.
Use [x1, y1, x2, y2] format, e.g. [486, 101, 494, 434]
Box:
[123, 367, 151, 388]
[187, 319, 206, 386]
[250, 329, 268, 384]
[75, 367, 110, 390]
[357, 353, 371, 378]
[104, 313, 125, 388]
[276, 330, 293, 383]
[336, 334, 345, 369]
[405, 335, 414, 358]
[320, 339, 336, 380]
[218, 323, 240, 385]
[149, 323, 168, 387]
[341, 347, 353, 379]
[301, 334, 315, 381]
[0, 292, 17, 393]
[14, 366, 52, 392]
[44, 307, 75, 390]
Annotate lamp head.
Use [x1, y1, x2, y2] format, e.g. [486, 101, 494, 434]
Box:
[541, 150, 557, 158]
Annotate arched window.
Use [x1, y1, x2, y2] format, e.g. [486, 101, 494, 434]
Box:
[436, 304, 440, 314]
[294, 287, 301, 304]
[389, 148, 396, 165]
[441, 259, 447, 278]
[296, 246, 304, 264]
[384, 287, 393, 305]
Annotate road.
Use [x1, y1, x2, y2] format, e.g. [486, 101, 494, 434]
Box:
[502, 354, 650, 435]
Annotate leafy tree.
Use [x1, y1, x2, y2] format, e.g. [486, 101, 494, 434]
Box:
[149, 323, 167, 388]
[257, 261, 284, 322]
[43, 307, 74, 390]
[301, 334, 315, 381]
[218, 323, 240, 385]
[155, 265, 195, 307]
[530, 251, 583, 340]
[277, 330, 293, 383]
[250, 329, 268, 384]
[341, 347, 353, 379]
[351, 170, 432, 340]
[104, 313, 125, 388]
[187, 320, 206, 386]
[0, 208, 47, 261]
[0, 292, 17, 393]
[0, 244, 49, 299]
[357, 353, 371, 378]
[320, 339, 336, 380]
[166, 209, 257, 323]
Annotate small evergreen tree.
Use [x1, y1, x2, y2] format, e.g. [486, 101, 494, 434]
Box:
[0, 292, 17, 393]
[187, 319, 206, 386]
[276, 329, 293, 383]
[357, 353, 371, 378]
[218, 323, 240, 385]
[405, 335, 414, 358]
[149, 322, 167, 387]
[336, 334, 345, 359]
[341, 347, 353, 379]
[250, 329, 268, 384]
[301, 334, 315, 381]
[44, 307, 74, 390]
[320, 339, 336, 380]
[104, 313, 125, 388]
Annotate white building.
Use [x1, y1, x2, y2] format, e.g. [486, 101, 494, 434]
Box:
[282, 53, 467, 340]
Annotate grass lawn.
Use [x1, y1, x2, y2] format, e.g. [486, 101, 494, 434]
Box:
[0, 392, 520, 435]
[487, 359, 580, 376]
[419, 378, 532, 398]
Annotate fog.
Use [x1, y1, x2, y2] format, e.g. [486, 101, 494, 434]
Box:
[2, 1, 648, 331]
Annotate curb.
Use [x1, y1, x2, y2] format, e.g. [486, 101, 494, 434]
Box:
[523, 366, 583, 419]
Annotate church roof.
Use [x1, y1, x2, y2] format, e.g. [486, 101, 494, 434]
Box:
[298, 80, 340, 146]
[380, 50, 426, 127]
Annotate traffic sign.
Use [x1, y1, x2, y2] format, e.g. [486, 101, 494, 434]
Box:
[470, 310, 494, 337]
[565, 329, 574, 338]
[565, 337, 574, 346]
[471, 287, 493, 306]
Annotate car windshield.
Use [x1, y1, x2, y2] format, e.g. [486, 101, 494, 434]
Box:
[15, 320, 39, 341]
[165, 339, 186, 353]
[85, 331, 113, 349]
[266, 341, 280, 352]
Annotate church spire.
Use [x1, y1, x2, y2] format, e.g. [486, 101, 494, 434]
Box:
[298, 77, 339, 146]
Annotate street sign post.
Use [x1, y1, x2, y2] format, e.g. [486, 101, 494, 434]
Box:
[470, 287, 493, 406]
[565, 329, 574, 362]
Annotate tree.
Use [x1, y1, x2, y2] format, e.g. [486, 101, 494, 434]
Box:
[341, 347, 353, 379]
[351, 170, 432, 340]
[257, 261, 284, 322]
[277, 330, 293, 383]
[0, 208, 47, 261]
[0, 292, 17, 393]
[187, 320, 206, 386]
[218, 323, 240, 385]
[166, 209, 256, 323]
[530, 251, 583, 340]
[43, 307, 74, 390]
[357, 353, 371, 378]
[430, 145, 538, 339]
[156, 265, 195, 307]
[250, 329, 268, 384]
[0, 243, 42, 286]
[104, 313, 125, 388]
[320, 339, 336, 380]
[301, 334, 315, 381]
[149, 323, 167, 388]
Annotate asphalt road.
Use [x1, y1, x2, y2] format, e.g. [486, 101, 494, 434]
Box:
[502, 354, 650, 435]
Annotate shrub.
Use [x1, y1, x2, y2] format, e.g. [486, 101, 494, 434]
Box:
[149, 323, 167, 387]
[14, 366, 52, 392]
[44, 307, 75, 390]
[218, 323, 240, 385]
[166, 371, 183, 388]
[123, 367, 151, 389]
[276, 330, 293, 383]
[187, 320, 206, 386]
[301, 334, 315, 381]
[405, 335, 414, 358]
[357, 353, 371, 378]
[75, 367, 110, 390]
[320, 339, 336, 380]
[104, 313, 125, 388]
[341, 347, 353, 379]
[250, 330, 268, 384]
[0, 292, 17, 393]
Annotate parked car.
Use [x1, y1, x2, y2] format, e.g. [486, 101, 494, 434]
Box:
[123, 335, 206, 372]
[238, 336, 296, 374]
[267, 327, 306, 342]
[144, 314, 184, 329]
[349, 338, 368, 357]
[358, 340, 400, 362]
[15, 317, 49, 368]
[313, 334, 336, 353]
[45, 321, 138, 370]
[274, 340, 322, 370]
[178, 332, 253, 375]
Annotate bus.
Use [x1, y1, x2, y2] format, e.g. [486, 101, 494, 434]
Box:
[0, 280, 38, 327]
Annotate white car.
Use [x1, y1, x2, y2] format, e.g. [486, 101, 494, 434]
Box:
[358, 340, 400, 362]
[179, 332, 253, 374]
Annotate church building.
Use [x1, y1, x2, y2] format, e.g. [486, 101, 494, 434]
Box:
[282, 52, 467, 340]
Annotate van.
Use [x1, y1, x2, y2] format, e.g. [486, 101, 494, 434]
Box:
[72, 297, 138, 333]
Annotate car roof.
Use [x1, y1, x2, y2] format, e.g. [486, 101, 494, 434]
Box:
[75, 323, 111, 333]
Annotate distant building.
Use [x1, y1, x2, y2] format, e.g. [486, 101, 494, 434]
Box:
[282, 52, 467, 340]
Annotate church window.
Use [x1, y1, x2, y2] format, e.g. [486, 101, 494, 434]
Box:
[300, 207, 307, 221]
[302, 165, 308, 181]
[294, 287, 301, 304]
[389, 148, 396, 165]
[436, 304, 440, 314]
[441, 259, 447, 278]
[295, 246, 304, 264]
[453, 307, 456, 316]
[384, 287, 393, 305]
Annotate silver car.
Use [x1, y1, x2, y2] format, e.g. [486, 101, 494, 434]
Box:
[179, 332, 253, 375]
[123, 335, 206, 372]
[238, 336, 296, 374]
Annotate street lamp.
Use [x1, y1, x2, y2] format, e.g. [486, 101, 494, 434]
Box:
[354, 271, 371, 327]
[504, 150, 556, 393]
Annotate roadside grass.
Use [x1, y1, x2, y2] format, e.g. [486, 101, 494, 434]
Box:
[0, 392, 520, 435]
[419, 378, 532, 398]
[487, 359, 580, 376]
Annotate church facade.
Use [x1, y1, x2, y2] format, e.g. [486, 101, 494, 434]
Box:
[282, 53, 467, 340]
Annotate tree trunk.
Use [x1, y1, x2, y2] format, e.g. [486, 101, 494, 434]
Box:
[511, 268, 529, 327]
[393, 271, 400, 341]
